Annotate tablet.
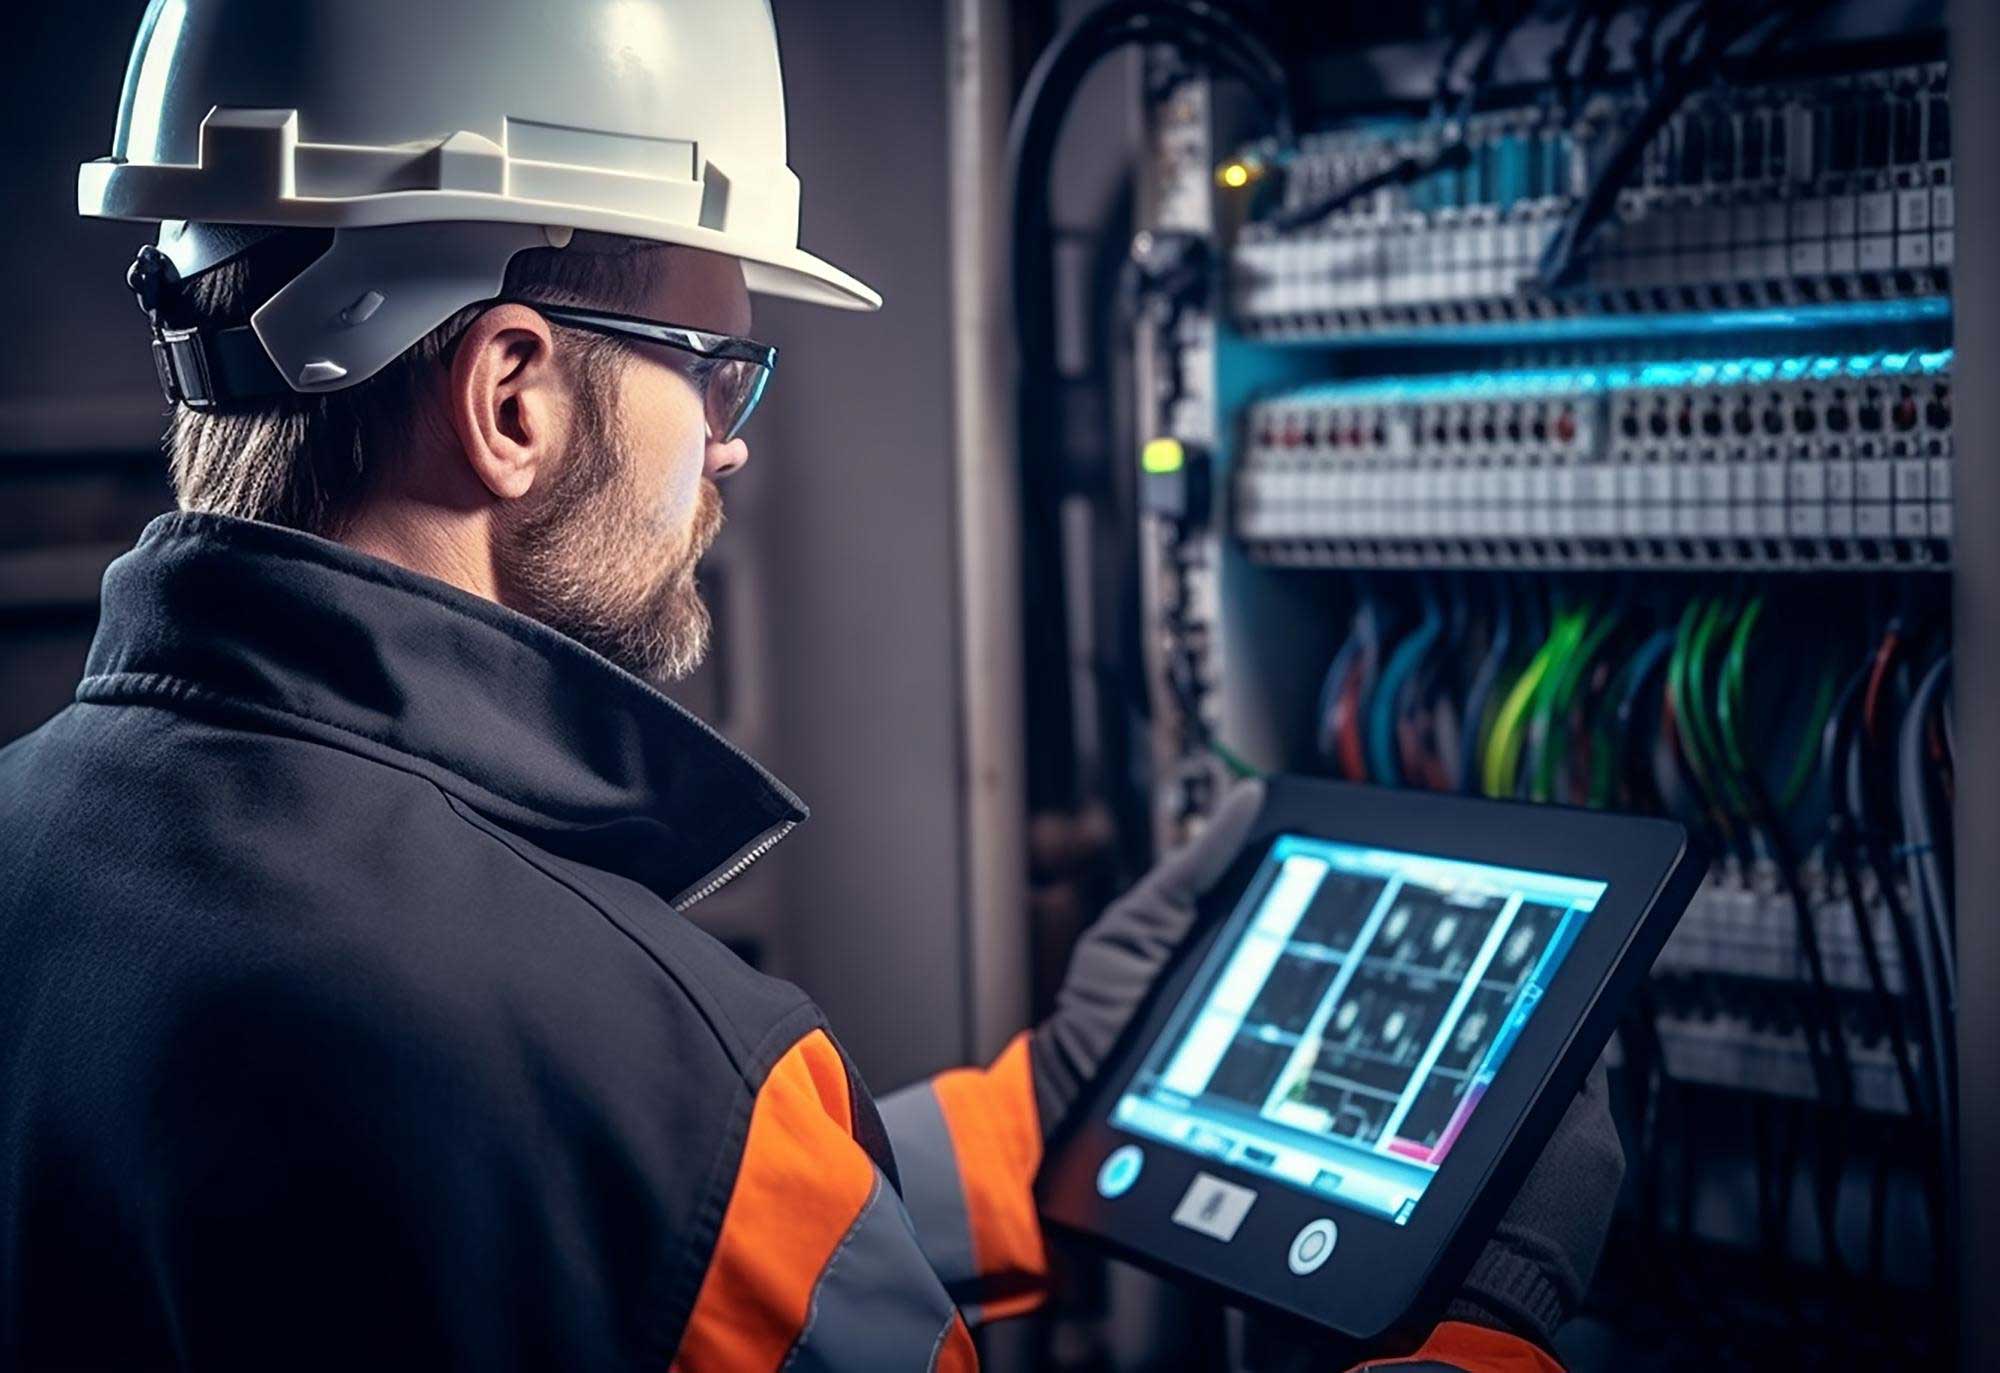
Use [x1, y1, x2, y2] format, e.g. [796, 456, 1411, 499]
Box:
[1037, 776, 1704, 1343]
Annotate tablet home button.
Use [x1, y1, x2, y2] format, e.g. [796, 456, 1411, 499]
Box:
[1171, 1173, 1258, 1241]
[1288, 1218, 1338, 1275]
[1097, 1145, 1145, 1199]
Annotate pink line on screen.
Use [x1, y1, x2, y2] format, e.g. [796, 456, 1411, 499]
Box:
[1429, 1082, 1488, 1162]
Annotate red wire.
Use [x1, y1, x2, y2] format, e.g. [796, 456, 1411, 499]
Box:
[1862, 629, 1901, 744]
[1334, 653, 1369, 781]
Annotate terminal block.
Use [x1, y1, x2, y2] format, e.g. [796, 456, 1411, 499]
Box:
[1233, 349, 1952, 570]
[1230, 62, 1951, 340]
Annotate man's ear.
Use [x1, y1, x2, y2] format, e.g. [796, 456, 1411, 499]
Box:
[446, 304, 567, 502]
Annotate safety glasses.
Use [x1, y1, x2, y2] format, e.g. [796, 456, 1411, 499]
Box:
[490, 299, 778, 442]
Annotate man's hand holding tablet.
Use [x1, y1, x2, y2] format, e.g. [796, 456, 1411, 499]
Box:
[1031, 776, 1704, 1364]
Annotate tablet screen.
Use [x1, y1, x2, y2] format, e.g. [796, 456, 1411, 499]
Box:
[1111, 835, 1606, 1226]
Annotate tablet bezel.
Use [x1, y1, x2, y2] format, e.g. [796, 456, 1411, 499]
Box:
[1035, 776, 1705, 1344]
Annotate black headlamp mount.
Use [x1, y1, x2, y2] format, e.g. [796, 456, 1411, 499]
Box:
[127, 243, 290, 412]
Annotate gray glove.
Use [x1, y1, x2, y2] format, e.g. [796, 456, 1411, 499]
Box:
[1445, 1057, 1625, 1353]
[1030, 779, 1267, 1133]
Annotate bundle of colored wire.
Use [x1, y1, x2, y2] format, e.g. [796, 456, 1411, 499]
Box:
[1898, 651, 1956, 1191]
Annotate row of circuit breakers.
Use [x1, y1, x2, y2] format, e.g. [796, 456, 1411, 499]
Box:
[1232, 63, 1949, 336]
[1234, 348, 1953, 569]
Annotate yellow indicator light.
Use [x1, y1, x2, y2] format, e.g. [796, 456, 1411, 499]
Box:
[1142, 437, 1185, 474]
[1217, 160, 1254, 189]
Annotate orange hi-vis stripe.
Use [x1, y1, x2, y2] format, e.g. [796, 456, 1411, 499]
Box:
[934, 1312, 978, 1373]
[927, 1032, 1049, 1321]
[1360, 1320, 1569, 1373]
[672, 1030, 870, 1372]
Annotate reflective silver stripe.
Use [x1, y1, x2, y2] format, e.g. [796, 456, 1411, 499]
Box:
[784, 1170, 961, 1372]
[878, 1081, 980, 1289]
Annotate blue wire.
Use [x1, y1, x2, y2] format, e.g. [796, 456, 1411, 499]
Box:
[1370, 582, 1442, 786]
[1458, 585, 1515, 793]
[1317, 595, 1372, 761]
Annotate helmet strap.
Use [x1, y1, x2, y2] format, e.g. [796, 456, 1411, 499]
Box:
[126, 243, 290, 411]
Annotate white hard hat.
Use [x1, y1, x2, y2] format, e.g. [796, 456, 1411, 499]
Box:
[79, 0, 880, 399]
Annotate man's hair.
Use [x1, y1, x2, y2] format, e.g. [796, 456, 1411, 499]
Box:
[161, 229, 666, 536]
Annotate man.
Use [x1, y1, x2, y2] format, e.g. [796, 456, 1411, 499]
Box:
[0, 2, 1622, 1368]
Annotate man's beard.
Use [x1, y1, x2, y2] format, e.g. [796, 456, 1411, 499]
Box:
[497, 379, 723, 688]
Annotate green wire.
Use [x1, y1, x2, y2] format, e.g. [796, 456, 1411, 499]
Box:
[1538, 606, 1622, 803]
[1777, 668, 1837, 812]
[1523, 607, 1587, 802]
[1718, 594, 1764, 776]
[1680, 598, 1730, 810]
[1685, 598, 1751, 820]
[1704, 598, 1756, 818]
[1210, 738, 1260, 780]
[1485, 609, 1578, 799]
[1666, 598, 1723, 823]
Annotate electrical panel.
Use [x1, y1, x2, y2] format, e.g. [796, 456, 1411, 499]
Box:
[1123, 10, 1957, 1364]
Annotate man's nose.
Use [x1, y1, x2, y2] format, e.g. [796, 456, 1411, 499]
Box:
[705, 434, 750, 480]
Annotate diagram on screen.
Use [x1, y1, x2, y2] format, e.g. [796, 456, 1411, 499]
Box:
[1116, 837, 1602, 1223]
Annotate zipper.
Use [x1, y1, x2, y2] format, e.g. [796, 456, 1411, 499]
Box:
[674, 819, 797, 911]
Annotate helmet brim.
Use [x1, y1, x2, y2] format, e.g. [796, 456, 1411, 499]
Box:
[739, 245, 881, 313]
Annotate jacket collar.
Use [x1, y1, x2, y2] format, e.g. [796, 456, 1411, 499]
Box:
[78, 512, 806, 909]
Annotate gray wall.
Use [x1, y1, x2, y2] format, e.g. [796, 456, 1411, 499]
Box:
[750, 0, 974, 1091]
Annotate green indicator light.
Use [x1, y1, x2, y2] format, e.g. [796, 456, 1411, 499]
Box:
[1142, 437, 1186, 474]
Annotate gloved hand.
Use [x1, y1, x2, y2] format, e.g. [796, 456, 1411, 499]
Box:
[1029, 779, 1267, 1133]
[1444, 1057, 1625, 1353]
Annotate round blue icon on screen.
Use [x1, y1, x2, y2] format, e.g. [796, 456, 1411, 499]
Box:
[1098, 1144, 1145, 1198]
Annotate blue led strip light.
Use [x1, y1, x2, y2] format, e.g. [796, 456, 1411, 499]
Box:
[1251, 297, 1952, 351]
[1272, 348, 1954, 408]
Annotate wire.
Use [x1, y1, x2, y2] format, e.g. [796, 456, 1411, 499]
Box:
[1900, 652, 1956, 1017]
[1456, 0, 1536, 119]
[1717, 596, 1854, 1248]
[1370, 581, 1442, 786]
[1539, 0, 1832, 290]
[1823, 657, 1948, 1273]
[1536, 601, 1622, 803]
[1328, 595, 1385, 783]
[1404, 575, 1470, 789]
[1317, 596, 1372, 762]
[1458, 581, 1516, 794]
[1666, 597, 1742, 855]
[1485, 604, 1579, 798]
[1778, 666, 1838, 813]
[1165, 664, 1260, 781]
[1606, 628, 1675, 810]
[1270, 141, 1474, 233]
[1010, 0, 1295, 812]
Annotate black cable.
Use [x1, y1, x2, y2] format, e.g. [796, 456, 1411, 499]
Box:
[1008, 1, 1292, 811]
[1630, 0, 1678, 92]
[1539, 0, 1832, 290]
[1429, 0, 1497, 117]
[1272, 0, 1537, 233]
[1457, 579, 1515, 793]
[1269, 140, 1475, 232]
[1457, 0, 1536, 119]
[1821, 667, 1931, 1134]
[1547, 0, 1601, 110]
[1715, 598, 1853, 1274]
[1654, 0, 1716, 76]
[1825, 650, 1951, 1280]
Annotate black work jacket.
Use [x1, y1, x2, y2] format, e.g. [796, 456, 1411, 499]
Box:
[0, 514, 1019, 1371]
[0, 514, 1556, 1373]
